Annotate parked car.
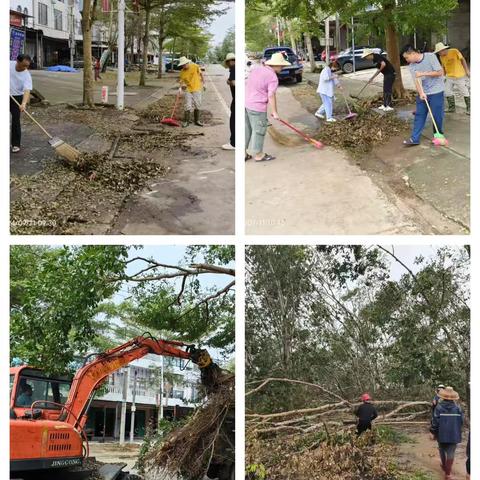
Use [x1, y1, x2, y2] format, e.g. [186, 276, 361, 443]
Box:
[335, 46, 387, 73]
[262, 47, 303, 83]
[165, 59, 181, 71]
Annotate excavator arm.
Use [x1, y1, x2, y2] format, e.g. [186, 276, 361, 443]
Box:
[61, 335, 212, 430]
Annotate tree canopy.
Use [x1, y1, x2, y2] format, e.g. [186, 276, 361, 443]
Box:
[11, 245, 235, 374]
[246, 245, 470, 414]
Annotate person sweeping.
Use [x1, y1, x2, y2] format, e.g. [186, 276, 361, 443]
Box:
[314, 62, 342, 122]
[10, 54, 33, 153]
[360, 49, 396, 111]
[222, 53, 235, 151]
[401, 45, 445, 147]
[178, 56, 205, 128]
[245, 52, 290, 162]
[430, 386, 464, 480]
[434, 42, 470, 115]
[355, 393, 378, 435]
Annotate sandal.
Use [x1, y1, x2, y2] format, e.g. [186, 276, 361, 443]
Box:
[403, 139, 419, 147]
[255, 153, 276, 162]
[11, 146, 20, 153]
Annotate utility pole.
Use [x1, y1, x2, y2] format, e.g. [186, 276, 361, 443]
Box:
[351, 17, 356, 73]
[117, 0, 125, 110]
[335, 13, 340, 52]
[69, 1, 75, 68]
[276, 18, 281, 46]
[129, 369, 137, 443]
[119, 367, 129, 445]
[324, 17, 330, 66]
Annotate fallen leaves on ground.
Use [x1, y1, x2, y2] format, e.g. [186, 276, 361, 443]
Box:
[314, 111, 410, 156]
[246, 429, 398, 480]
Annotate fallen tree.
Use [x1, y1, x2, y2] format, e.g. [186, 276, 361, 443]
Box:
[139, 367, 235, 480]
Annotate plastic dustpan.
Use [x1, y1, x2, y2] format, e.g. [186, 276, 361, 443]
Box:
[161, 116, 180, 127]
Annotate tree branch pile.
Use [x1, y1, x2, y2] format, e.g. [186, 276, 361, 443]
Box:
[143, 368, 235, 480]
[246, 378, 431, 479]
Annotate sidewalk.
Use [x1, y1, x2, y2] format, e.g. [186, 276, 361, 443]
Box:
[11, 66, 235, 235]
[245, 81, 469, 234]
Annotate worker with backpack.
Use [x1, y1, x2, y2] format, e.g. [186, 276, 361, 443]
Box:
[430, 386, 464, 480]
[355, 393, 378, 435]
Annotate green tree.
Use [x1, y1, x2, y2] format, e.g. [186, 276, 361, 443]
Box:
[81, 0, 99, 106]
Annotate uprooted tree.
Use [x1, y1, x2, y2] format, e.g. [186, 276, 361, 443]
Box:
[246, 245, 470, 478]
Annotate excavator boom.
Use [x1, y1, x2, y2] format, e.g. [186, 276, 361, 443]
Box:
[63, 335, 209, 429]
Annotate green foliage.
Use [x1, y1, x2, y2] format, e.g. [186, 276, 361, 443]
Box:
[10, 245, 128, 374]
[375, 425, 412, 445]
[208, 27, 235, 64]
[246, 245, 470, 413]
[246, 463, 267, 479]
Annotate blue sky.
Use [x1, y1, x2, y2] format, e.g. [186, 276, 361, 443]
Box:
[206, 1, 234, 45]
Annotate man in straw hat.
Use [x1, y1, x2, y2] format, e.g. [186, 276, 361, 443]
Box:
[401, 44, 445, 147]
[178, 56, 205, 127]
[434, 42, 470, 115]
[354, 393, 378, 436]
[245, 51, 290, 162]
[360, 48, 396, 111]
[222, 53, 235, 151]
[430, 386, 464, 480]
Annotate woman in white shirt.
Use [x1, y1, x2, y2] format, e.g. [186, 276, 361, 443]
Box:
[10, 54, 33, 153]
[315, 63, 341, 122]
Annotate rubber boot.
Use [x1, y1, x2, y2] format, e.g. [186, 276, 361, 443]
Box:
[444, 458, 454, 479]
[446, 96, 456, 113]
[465, 96, 470, 115]
[182, 111, 191, 128]
[194, 109, 204, 126]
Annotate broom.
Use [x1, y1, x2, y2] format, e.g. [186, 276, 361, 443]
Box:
[10, 95, 80, 164]
[415, 80, 448, 146]
[339, 90, 358, 120]
[160, 90, 181, 127]
[275, 117, 324, 149]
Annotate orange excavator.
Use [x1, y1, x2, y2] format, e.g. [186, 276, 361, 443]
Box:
[10, 334, 221, 480]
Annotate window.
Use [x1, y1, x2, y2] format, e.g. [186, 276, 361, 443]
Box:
[15, 375, 71, 409]
[38, 3, 48, 26]
[54, 9, 63, 30]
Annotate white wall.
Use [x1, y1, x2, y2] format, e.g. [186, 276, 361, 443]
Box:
[13, 0, 83, 40]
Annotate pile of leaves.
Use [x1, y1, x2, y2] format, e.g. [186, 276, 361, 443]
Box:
[142, 371, 235, 480]
[72, 152, 169, 193]
[141, 95, 183, 123]
[314, 111, 410, 156]
[246, 429, 399, 480]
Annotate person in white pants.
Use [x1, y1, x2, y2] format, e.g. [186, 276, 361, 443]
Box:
[434, 42, 470, 115]
[315, 63, 341, 122]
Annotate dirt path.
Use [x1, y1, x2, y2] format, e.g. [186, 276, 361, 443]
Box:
[395, 427, 468, 479]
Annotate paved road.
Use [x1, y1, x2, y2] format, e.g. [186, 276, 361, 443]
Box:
[246, 84, 468, 235]
[13, 64, 235, 235]
[110, 63, 235, 235]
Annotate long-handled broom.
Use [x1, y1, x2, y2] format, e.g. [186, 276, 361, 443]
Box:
[10, 95, 80, 164]
[275, 117, 324, 149]
[415, 80, 448, 146]
[160, 90, 181, 127]
[339, 90, 358, 120]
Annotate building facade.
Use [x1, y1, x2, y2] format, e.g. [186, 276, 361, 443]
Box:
[10, 0, 83, 67]
[86, 354, 201, 441]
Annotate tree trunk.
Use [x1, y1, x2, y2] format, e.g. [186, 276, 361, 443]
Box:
[81, 1, 95, 107]
[157, 18, 165, 78]
[384, 6, 405, 98]
[304, 33, 316, 73]
[286, 20, 296, 53]
[139, 6, 151, 86]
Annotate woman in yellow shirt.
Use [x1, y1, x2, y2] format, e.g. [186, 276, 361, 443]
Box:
[434, 42, 470, 115]
[178, 56, 205, 127]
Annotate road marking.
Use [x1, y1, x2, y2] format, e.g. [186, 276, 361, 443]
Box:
[207, 75, 230, 116]
[198, 168, 225, 175]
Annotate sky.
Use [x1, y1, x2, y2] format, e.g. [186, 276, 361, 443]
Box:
[206, 1, 234, 45]
[114, 245, 234, 303]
